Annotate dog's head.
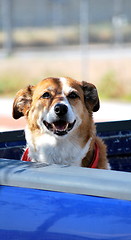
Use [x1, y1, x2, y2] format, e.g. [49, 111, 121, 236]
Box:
[13, 77, 99, 137]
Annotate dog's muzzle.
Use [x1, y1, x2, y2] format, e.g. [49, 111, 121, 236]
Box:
[43, 103, 76, 136]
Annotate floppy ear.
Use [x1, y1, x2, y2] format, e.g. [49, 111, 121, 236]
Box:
[82, 81, 100, 112]
[12, 85, 34, 119]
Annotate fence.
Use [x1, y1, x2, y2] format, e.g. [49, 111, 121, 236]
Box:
[0, 0, 131, 55]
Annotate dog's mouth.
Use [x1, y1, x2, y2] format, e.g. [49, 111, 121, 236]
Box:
[43, 120, 76, 136]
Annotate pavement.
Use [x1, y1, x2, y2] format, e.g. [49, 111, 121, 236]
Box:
[0, 98, 130, 132]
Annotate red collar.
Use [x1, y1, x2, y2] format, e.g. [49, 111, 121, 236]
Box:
[21, 142, 100, 168]
[88, 142, 100, 168]
[21, 148, 31, 162]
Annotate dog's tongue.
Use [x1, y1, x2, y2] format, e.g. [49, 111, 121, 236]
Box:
[53, 121, 68, 131]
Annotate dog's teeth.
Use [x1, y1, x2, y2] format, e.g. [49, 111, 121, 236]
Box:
[52, 122, 68, 131]
[44, 120, 76, 135]
[64, 123, 68, 131]
[52, 124, 56, 130]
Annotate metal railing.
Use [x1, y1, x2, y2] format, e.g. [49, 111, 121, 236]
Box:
[0, 0, 131, 55]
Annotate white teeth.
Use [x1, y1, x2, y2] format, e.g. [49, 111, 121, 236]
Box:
[52, 123, 68, 132]
[64, 123, 68, 131]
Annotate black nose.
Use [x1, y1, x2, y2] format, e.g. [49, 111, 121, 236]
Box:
[54, 103, 68, 117]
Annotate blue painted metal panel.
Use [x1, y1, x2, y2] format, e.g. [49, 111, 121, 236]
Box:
[0, 186, 131, 240]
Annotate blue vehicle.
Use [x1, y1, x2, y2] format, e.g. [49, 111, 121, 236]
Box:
[0, 120, 131, 240]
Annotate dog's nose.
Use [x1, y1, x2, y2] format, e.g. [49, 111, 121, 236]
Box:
[54, 103, 68, 117]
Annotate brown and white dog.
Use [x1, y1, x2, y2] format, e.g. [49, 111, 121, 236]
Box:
[13, 77, 108, 169]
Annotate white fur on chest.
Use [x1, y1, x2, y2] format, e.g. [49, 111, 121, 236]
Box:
[26, 129, 92, 166]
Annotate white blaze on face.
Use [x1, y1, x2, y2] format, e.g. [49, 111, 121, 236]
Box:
[60, 77, 82, 128]
[60, 77, 74, 95]
[59, 77, 76, 121]
[44, 77, 76, 124]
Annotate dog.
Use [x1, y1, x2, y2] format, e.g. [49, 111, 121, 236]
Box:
[13, 77, 108, 169]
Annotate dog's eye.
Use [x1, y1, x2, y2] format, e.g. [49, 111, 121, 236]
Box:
[41, 92, 51, 99]
[68, 92, 79, 99]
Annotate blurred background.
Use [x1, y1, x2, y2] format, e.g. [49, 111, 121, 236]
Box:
[0, 0, 131, 131]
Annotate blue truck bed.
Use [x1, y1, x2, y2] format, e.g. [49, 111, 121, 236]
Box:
[0, 120, 131, 240]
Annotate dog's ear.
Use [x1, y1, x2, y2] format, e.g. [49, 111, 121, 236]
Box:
[81, 81, 100, 112]
[12, 85, 34, 119]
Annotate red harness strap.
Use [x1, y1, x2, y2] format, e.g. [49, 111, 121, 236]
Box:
[21, 148, 31, 162]
[88, 142, 100, 168]
[21, 142, 100, 168]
